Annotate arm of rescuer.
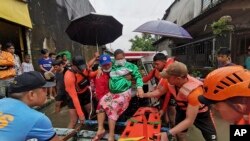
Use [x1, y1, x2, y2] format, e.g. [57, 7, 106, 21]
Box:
[143, 68, 156, 83]
[167, 86, 202, 136]
[139, 78, 168, 98]
[87, 52, 99, 68]
[64, 70, 85, 121]
[88, 70, 98, 78]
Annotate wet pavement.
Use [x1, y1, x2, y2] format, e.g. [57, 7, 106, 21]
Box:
[41, 101, 230, 141]
[40, 100, 70, 128]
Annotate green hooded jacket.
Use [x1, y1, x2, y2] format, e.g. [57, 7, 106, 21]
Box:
[109, 61, 143, 94]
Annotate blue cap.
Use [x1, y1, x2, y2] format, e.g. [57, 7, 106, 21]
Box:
[99, 54, 111, 66]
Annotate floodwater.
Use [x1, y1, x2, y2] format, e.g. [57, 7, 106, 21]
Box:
[41, 101, 230, 141]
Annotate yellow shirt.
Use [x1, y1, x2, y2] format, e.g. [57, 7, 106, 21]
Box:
[0, 51, 15, 79]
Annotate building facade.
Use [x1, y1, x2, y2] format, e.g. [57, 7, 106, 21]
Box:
[155, 0, 250, 75]
[1, 0, 101, 69]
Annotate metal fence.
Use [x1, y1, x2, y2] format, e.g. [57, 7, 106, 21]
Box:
[172, 37, 214, 67]
[201, 0, 222, 12]
[172, 34, 230, 68]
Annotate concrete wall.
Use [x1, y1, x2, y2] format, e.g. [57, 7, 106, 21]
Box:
[155, 39, 173, 56]
[165, 0, 222, 25]
[165, 0, 201, 26]
[157, 0, 200, 55]
[28, 0, 96, 69]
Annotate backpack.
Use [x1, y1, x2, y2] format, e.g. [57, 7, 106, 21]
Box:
[65, 64, 90, 90]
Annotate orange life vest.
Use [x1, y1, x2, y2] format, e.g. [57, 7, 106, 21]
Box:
[168, 75, 208, 112]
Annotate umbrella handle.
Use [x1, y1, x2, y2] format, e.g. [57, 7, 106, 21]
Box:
[96, 43, 99, 52]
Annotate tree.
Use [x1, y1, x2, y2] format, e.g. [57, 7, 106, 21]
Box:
[129, 34, 157, 51]
[211, 15, 234, 36]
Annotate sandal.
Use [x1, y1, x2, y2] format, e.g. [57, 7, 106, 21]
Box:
[91, 130, 106, 141]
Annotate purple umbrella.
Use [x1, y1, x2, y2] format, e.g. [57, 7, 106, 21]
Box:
[133, 20, 192, 39]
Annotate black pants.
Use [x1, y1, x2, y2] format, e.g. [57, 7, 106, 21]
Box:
[175, 107, 217, 141]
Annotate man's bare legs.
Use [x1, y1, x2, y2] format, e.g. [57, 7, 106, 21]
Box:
[68, 109, 78, 128]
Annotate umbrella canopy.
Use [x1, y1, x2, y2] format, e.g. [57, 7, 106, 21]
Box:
[133, 20, 192, 39]
[66, 13, 123, 46]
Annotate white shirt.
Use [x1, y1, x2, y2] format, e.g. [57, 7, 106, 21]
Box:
[22, 62, 34, 72]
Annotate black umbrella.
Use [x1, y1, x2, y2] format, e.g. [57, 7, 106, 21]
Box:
[66, 13, 123, 50]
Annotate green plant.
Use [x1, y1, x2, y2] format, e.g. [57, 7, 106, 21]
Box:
[129, 34, 157, 51]
[211, 16, 234, 36]
[191, 70, 202, 78]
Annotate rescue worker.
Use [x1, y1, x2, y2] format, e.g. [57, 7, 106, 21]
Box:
[64, 56, 94, 128]
[0, 71, 59, 141]
[198, 66, 250, 125]
[143, 53, 176, 127]
[139, 61, 217, 141]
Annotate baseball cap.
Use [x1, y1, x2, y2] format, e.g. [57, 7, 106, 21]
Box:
[160, 61, 188, 78]
[99, 54, 111, 66]
[8, 71, 55, 94]
[72, 56, 87, 70]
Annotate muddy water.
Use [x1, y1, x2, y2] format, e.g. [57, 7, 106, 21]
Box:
[41, 102, 230, 141]
[40, 101, 70, 128]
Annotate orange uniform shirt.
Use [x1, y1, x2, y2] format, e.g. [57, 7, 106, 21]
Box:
[64, 69, 90, 118]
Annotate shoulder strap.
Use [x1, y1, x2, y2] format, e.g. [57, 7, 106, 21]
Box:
[68, 66, 89, 78]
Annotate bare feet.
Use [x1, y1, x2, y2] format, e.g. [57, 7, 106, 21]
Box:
[92, 129, 106, 141]
[108, 136, 115, 141]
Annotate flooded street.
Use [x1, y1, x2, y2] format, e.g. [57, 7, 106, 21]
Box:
[41, 101, 230, 141]
[40, 101, 70, 128]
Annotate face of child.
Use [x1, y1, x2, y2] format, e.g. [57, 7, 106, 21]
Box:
[51, 55, 56, 60]
[217, 54, 229, 64]
[53, 65, 61, 72]
[43, 52, 49, 58]
[25, 56, 31, 63]
[7, 46, 15, 54]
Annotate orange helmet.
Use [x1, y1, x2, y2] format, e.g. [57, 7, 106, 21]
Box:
[199, 66, 250, 104]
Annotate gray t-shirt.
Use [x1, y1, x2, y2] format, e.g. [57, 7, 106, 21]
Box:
[55, 71, 67, 96]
